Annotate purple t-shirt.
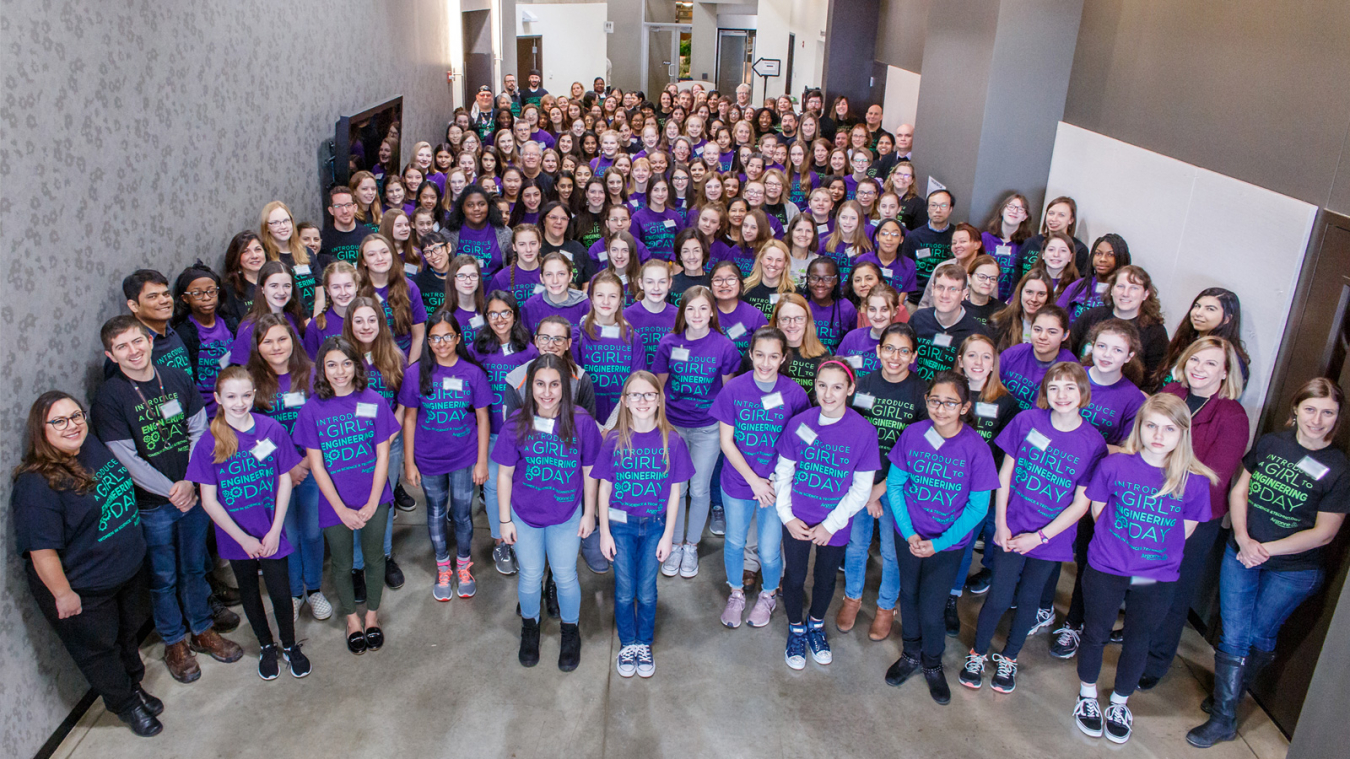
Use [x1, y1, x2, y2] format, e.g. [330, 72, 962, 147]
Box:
[889, 421, 1001, 550]
[717, 300, 769, 354]
[716, 243, 759, 278]
[229, 312, 302, 366]
[452, 307, 485, 345]
[468, 342, 539, 434]
[186, 414, 301, 560]
[303, 312, 345, 359]
[980, 232, 1020, 302]
[576, 323, 648, 421]
[837, 327, 882, 378]
[190, 316, 234, 416]
[396, 359, 492, 475]
[1081, 373, 1146, 445]
[1057, 275, 1108, 324]
[593, 428, 696, 518]
[999, 343, 1078, 410]
[995, 409, 1108, 561]
[631, 207, 684, 261]
[624, 301, 678, 369]
[455, 224, 505, 275]
[291, 388, 399, 528]
[775, 409, 883, 546]
[856, 252, 918, 297]
[362, 358, 401, 410]
[809, 299, 858, 353]
[255, 372, 310, 446]
[374, 282, 429, 356]
[491, 409, 603, 528]
[651, 331, 743, 428]
[490, 265, 544, 308]
[1085, 453, 1211, 581]
[588, 237, 652, 271]
[522, 293, 590, 335]
[710, 373, 812, 499]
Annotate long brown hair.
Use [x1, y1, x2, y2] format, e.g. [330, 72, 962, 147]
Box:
[378, 208, 421, 265]
[514, 354, 578, 445]
[244, 261, 308, 338]
[13, 392, 96, 494]
[210, 366, 255, 463]
[342, 296, 406, 392]
[610, 371, 676, 472]
[247, 313, 313, 409]
[349, 170, 384, 225]
[953, 334, 1011, 402]
[991, 269, 1056, 351]
[356, 233, 415, 337]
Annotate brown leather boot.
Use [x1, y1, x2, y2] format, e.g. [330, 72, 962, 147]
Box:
[869, 607, 896, 641]
[191, 629, 244, 663]
[836, 596, 863, 632]
[164, 639, 201, 683]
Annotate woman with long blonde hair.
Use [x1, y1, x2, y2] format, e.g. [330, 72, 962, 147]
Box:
[259, 201, 318, 315]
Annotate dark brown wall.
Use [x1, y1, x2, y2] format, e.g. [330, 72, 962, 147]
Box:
[1064, 0, 1350, 214]
[875, 0, 930, 73]
[822, 0, 881, 107]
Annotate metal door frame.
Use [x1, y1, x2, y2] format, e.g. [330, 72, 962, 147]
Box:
[641, 23, 692, 95]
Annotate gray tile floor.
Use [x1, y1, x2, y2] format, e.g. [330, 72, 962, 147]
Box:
[55, 505, 1289, 759]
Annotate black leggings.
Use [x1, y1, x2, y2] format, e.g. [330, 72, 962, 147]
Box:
[897, 547, 964, 667]
[1143, 517, 1224, 679]
[972, 547, 1060, 659]
[781, 529, 847, 625]
[1040, 513, 1095, 622]
[233, 556, 295, 648]
[1076, 565, 1174, 697]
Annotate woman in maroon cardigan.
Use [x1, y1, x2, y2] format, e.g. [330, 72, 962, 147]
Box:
[1136, 337, 1250, 690]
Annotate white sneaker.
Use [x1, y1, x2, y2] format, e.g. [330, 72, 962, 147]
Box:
[306, 591, 333, 620]
[661, 544, 683, 577]
[616, 645, 639, 678]
[292, 596, 302, 623]
[679, 543, 699, 578]
[635, 644, 655, 678]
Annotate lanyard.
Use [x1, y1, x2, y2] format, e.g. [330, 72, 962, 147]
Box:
[126, 368, 168, 408]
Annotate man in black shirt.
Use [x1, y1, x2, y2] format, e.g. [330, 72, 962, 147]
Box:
[320, 185, 367, 264]
[909, 262, 991, 381]
[521, 69, 548, 107]
[92, 316, 242, 682]
[103, 270, 194, 381]
[901, 189, 956, 301]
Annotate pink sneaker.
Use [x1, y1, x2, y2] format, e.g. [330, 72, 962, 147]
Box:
[720, 590, 746, 628]
[747, 590, 777, 628]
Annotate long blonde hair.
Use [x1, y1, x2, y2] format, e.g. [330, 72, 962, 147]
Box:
[743, 239, 796, 295]
[258, 200, 311, 266]
[770, 293, 828, 359]
[610, 371, 676, 473]
[582, 272, 634, 340]
[314, 260, 361, 332]
[210, 366, 255, 463]
[1169, 336, 1245, 401]
[1121, 394, 1219, 499]
[349, 170, 384, 225]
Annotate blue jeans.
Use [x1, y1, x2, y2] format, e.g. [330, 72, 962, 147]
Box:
[355, 433, 401, 568]
[1217, 543, 1323, 657]
[723, 496, 783, 593]
[423, 466, 475, 562]
[140, 504, 213, 644]
[611, 515, 666, 645]
[951, 506, 998, 596]
[844, 497, 901, 609]
[710, 455, 726, 509]
[514, 505, 582, 623]
[484, 433, 503, 540]
[283, 473, 323, 596]
[672, 424, 719, 545]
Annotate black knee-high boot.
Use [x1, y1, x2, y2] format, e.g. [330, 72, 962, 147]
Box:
[1187, 651, 1245, 748]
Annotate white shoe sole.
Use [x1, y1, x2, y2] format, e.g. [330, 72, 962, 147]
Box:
[661, 564, 680, 577]
[637, 667, 654, 678]
[616, 665, 636, 678]
[1075, 719, 1103, 739]
[785, 655, 805, 671]
[433, 587, 453, 602]
[811, 652, 832, 665]
[680, 566, 699, 578]
[1029, 614, 1055, 635]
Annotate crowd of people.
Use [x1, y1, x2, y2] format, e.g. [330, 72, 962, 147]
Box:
[13, 71, 1348, 750]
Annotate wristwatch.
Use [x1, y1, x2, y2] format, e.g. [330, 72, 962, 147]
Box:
[1037, 529, 1050, 545]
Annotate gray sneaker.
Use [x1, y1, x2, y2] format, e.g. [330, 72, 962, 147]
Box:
[616, 644, 639, 678]
[661, 544, 683, 577]
[720, 590, 746, 628]
[679, 543, 699, 578]
[709, 505, 726, 536]
[433, 563, 454, 602]
[306, 591, 333, 620]
[493, 543, 517, 576]
[455, 560, 477, 598]
[746, 590, 777, 628]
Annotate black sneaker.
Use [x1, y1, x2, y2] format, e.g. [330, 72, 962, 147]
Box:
[209, 594, 241, 633]
[559, 622, 582, 672]
[1136, 673, 1161, 691]
[393, 483, 417, 512]
[352, 569, 367, 605]
[1109, 626, 1124, 644]
[959, 651, 986, 689]
[1074, 695, 1104, 738]
[1049, 625, 1081, 659]
[384, 555, 405, 590]
[1104, 702, 1133, 744]
[258, 644, 280, 681]
[885, 653, 922, 687]
[990, 653, 1017, 693]
[519, 618, 541, 667]
[964, 567, 993, 595]
[284, 643, 311, 678]
[944, 596, 961, 637]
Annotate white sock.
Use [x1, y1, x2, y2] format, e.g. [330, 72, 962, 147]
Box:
[1080, 682, 1098, 699]
[1110, 691, 1129, 705]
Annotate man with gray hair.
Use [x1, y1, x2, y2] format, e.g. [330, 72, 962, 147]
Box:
[520, 141, 553, 196]
[735, 83, 751, 108]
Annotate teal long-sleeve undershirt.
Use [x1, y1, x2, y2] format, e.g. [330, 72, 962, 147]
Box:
[886, 467, 992, 553]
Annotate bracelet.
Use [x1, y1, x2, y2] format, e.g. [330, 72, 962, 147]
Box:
[500, 518, 513, 525]
[1037, 529, 1049, 544]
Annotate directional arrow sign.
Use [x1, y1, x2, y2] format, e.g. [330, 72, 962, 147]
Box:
[752, 58, 781, 77]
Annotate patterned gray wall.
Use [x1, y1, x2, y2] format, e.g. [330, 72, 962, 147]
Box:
[0, 1, 454, 754]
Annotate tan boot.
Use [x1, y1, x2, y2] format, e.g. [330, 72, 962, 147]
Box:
[836, 596, 863, 632]
[190, 629, 244, 663]
[869, 607, 896, 641]
[164, 639, 201, 683]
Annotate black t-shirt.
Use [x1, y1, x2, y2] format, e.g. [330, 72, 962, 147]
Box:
[964, 297, 1006, 329]
[670, 272, 711, 306]
[521, 87, 549, 107]
[900, 224, 954, 293]
[742, 282, 781, 322]
[414, 268, 449, 313]
[899, 195, 927, 231]
[784, 348, 824, 401]
[12, 437, 145, 591]
[539, 238, 593, 291]
[100, 323, 194, 382]
[1236, 430, 1350, 572]
[320, 224, 370, 265]
[279, 251, 322, 315]
[1068, 305, 1169, 382]
[909, 307, 991, 381]
[968, 392, 1021, 466]
[850, 371, 929, 481]
[92, 366, 202, 510]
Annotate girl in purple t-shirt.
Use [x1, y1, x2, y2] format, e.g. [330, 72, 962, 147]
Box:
[806, 257, 858, 353]
[1078, 319, 1148, 448]
[522, 252, 591, 335]
[577, 273, 648, 422]
[837, 284, 900, 379]
[188, 367, 309, 679]
[773, 360, 882, 670]
[624, 259, 679, 369]
[357, 234, 428, 359]
[595, 372, 696, 678]
[998, 306, 1077, 410]
[448, 255, 487, 345]
[489, 226, 545, 307]
[884, 371, 1000, 703]
[1072, 393, 1214, 744]
[962, 362, 1106, 694]
[229, 261, 308, 366]
[303, 262, 359, 359]
[398, 311, 492, 601]
[492, 354, 603, 672]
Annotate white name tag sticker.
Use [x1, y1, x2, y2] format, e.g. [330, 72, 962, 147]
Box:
[761, 391, 784, 410]
[375, 291, 386, 303]
[282, 392, 306, 408]
[933, 333, 953, 348]
[769, 293, 781, 304]
[1095, 281, 1109, 294]
[924, 426, 946, 450]
[995, 244, 1012, 258]
[816, 224, 830, 235]
[469, 315, 486, 329]
[1026, 428, 1052, 450]
[218, 353, 231, 368]
[598, 250, 608, 261]
[975, 402, 998, 419]
[630, 200, 640, 209]
[671, 347, 691, 362]
[355, 402, 379, 419]
[607, 507, 629, 524]
[853, 392, 876, 410]
[881, 267, 894, 278]
[1297, 455, 1330, 481]
[796, 424, 818, 446]
[158, 399, 183, 420]
[443, 377, 464, 392]
[501, 343, 514, 356]
[251, 438, 277, 462]
[561, 249, 575, 261]
[403, 263, 419, 277]
[916, 248, 932, 260]
[294, 264, 312, 276]
[533, 284, 546, 295]
[600, 325, 620, 339]
[845, 354, 863, 368]
[726, 323, 747, 339]
[663, 219, 677, 228]
[533, 416, 556, 435]
[364, 352, 374, 364]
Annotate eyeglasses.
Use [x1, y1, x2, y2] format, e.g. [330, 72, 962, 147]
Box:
[535, 334, 568, 346]
[877, 230, 901, 239]
[423, 244, 446, 256]
[186, 287, 220, 299]
[926, 398, 962, 411]
[625, 391, 659, 401]
[455, 273, 480, 281]
[428, 334, 458, 345]
[331, 202, 357, 211]
[880, 345, 913, 357]
[267, 219, 293, 227]
[711, 277, 739, 286]
[972, 273, 998, 284]
[46, 411, 87, 431]
[777, 315, 807, 326]
[808, 275, 838, 284]
[487, 310, 514, 321]
[928, 202, 951, 210]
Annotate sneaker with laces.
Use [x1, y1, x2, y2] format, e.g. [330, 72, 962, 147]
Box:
[1050, 625, 1082, 659]
[991, 654, 1017, 693]
[635, 644, 655, 678]
[964, 567, 993, 595]
[746, 590, 777, 628]
[284, 643, 311, 678]
[661, 544, 683, 577]
[258, 644, 280, 681]
[709, 505, 726, 536]
[292, 596, 302, 623]
[1104, 702, 1133, 744]
[493, 542, 518, 575]
[433, 563, 454, 601]
[721, 590, 746, 628]
[806, 619, 832, 664]
[1074, 696, 1104, 738]
[615, 644, 639, 678]
[959, 650, 986, 689]
[785, 624, 808, 670]
[1028, 607, 1055, 635]
[456, 560, 477, 598]
[679, 543, 699, 578]
[306, 591, 332, 620]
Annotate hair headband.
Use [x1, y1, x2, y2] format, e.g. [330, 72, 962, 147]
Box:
[818, 358, 856, 384]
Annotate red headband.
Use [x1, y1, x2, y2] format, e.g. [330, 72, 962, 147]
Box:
[818, 358, 856, 384]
